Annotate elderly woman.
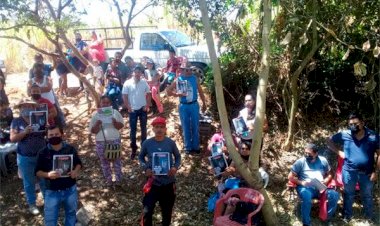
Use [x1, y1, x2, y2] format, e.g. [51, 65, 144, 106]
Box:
[10, 98, 46, 215]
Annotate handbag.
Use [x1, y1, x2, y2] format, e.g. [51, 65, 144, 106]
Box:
[100, 123, 121, 161]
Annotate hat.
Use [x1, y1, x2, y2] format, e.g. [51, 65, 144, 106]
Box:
[14, 98, 38, 108]
[151, 117, 166, 126]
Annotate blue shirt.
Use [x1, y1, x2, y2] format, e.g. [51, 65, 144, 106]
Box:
[332, 128, 379, 173]
[29, 64, 53, 79]
[291, 156, 330, 182]
[68, 40, 88, 70]
[178, 74, 198, 103]
[11, 117, 46, 157]
[139, 137, 181, 186]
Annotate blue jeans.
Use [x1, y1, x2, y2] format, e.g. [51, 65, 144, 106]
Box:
[129, 108, 147, 151]
[44, 185, 78, 226]
[296, 186, 339, 225]
[342, 169, 373, 219]
[179, 102, 200, 151]
[17, 155, 46, 206]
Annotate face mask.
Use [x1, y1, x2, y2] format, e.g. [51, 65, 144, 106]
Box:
[31, 94, 41, 100]
[349, 124, 360, 134]
[305, 155, 314, 162]
[241, 155, 249, 161]
[48, 136, 62, 145]
[21, 108, 34, 117]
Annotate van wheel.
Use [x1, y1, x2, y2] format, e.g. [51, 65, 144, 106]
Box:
[190, 63, 206, 84]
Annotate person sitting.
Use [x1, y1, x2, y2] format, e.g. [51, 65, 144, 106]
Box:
[160, 49, 181, 92]
[288, 143, 339, 226]
[88, 31, 106, 69]
[0, 97, 13, 144]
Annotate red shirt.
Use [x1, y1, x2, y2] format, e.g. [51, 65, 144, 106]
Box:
[166, 57, 181, 73]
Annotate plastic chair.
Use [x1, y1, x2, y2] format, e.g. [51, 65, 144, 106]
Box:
[213, 188, 264, 226]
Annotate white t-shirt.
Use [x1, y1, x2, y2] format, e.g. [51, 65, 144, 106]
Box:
[32, 76, 55, 104]
[122, 78, 150, 110]
[89, 109, 124, 142]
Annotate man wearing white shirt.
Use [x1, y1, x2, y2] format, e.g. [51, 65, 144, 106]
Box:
[122, 66, 151, 159]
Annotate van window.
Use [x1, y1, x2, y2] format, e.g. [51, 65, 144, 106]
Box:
[140, 33, 166, 51]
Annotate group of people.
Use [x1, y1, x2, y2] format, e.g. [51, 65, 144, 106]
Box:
[288, 113, 379, 226]
[1, 31, 379, 226]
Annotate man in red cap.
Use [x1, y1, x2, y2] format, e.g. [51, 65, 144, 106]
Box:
[139, 116, 181, 226]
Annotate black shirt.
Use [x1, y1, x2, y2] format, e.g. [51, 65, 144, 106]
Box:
[35, 142, 82, 191]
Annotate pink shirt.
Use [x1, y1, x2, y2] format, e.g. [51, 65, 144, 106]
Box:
[89, 40, 106, 62]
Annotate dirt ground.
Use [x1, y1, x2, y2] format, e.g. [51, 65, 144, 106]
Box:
[0, 72, 379, 226]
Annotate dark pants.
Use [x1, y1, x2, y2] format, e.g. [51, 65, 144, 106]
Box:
[129, 108, 147, 152]
[143, 183, 176, 226]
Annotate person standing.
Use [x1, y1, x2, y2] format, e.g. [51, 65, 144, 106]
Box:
[327, 113, 380, 222]
[35, 125, 82, 226]
[167, 64, 206, 154]
[139, 117, 181, 226]
[238, 93, 268, 141]
[10, 98, 46, 215]
[288, 143, 339, 226]
[122, 65, 151, 159]
[88, 31, 106, 70]
[89, 96, 124, 186]
[144, 59, 163, 114]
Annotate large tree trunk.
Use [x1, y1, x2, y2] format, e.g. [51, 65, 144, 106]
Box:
[199, 0, 278, 225]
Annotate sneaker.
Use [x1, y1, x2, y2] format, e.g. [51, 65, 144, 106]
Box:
[28, 205, 40, 215]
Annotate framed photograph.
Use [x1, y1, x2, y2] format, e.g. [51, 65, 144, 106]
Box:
[176, 80, 188, 95]
[232, 116, 249, 135]
[53, 154, 73, 177]
[211, 141, 224, 156]
[36, 103, 48, 111]
[208, 154, 228, 176]
[152, 152, 170, 175]
[29, 111, 48, 132]
[97, 106, 113, 124]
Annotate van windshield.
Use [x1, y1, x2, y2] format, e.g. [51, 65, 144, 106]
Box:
[160, 31, 194, 47]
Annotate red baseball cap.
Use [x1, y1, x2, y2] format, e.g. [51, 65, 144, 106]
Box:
[151, 116, 166, 126]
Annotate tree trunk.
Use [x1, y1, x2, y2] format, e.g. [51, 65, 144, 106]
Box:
[199, 0, 278, 225]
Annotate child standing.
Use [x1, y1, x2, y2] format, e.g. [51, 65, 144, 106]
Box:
[144, 59, 163, 114]
[89, 96, 124, 186]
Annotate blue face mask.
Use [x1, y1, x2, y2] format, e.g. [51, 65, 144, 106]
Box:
[21, 108, 34, 117]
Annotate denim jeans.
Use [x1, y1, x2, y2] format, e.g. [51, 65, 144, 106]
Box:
[296, 186, 339, 225]
[17, 155, 46, 206]
[179, 102, 200, 151]
[44, 185, 78, 226]
[129, 107, 147, 151]
[342, 169, 373, 219]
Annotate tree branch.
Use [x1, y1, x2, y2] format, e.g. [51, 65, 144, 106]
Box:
[0, 35, 57, 57]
